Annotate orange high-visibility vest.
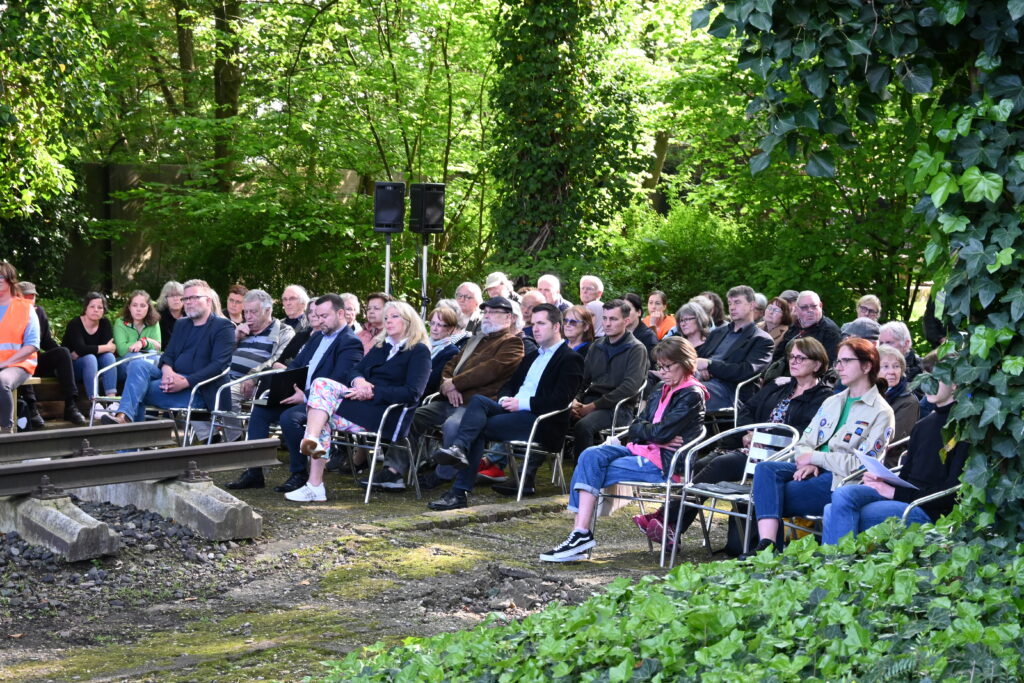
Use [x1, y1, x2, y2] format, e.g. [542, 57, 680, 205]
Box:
[0, 297, 38, 374]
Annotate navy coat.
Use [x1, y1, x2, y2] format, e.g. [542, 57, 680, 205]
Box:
[291, 326, 364, 388]
[160, 315, 236, 412]
[498, 342, 584, 450]
[337, 341, 431, 438]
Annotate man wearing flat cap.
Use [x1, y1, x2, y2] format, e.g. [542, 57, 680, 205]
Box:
[365, 296, 524, 491]
[484, 272, 522, 304]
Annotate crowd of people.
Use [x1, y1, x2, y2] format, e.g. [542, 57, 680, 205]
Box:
[0, 259, 966, 563]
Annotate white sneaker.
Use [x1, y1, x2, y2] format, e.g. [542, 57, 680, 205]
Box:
[284, 483, 326, 502]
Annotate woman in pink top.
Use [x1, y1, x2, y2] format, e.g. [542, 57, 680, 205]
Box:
[540, 336, 707, 562]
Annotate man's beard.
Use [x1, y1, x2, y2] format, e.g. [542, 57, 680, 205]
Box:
[480, 320, 505, 335]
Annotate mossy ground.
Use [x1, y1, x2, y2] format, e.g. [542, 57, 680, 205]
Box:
[0, 459, 729, 682]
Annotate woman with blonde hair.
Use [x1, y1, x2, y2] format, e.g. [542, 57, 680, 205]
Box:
[286, 301, 431, 501]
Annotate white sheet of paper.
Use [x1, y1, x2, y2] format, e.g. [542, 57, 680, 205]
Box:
[858, 454, 919, 489]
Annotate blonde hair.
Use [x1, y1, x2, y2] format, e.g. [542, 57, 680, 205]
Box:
[375, 301, 429, 350]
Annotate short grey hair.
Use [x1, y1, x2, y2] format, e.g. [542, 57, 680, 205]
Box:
[754, 292, 767, 310]
[580, 275, 604, 291]
[456, 282, 482, 303]
[182, 278, 212, 294]
[156, 280, 184, 311]
[879, 320, 912, 351]
[437, 298, 468, 329]
[244, 288, 274, 311]
[283, 284, 310, 306]
[340, 292, 360, 311]
[877, 343, 907, 372]
[797, 290, 822, 305]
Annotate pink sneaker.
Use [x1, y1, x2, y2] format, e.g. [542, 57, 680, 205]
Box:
[646, 518, 675, 550]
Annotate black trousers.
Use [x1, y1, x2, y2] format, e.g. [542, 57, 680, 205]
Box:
[668, 450, 749, 534]
[22, 346, 78, 404]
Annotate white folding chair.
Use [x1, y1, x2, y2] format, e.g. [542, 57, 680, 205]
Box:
[329, 403, 418, 504]
[591, 427, 707, 568]
[499, 404, 574, 500]
[89, 353, 160, 426]
[680, 423, 800, 556]
[206, 367, 287, 444]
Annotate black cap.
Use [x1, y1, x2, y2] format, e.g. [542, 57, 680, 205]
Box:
[480, 296, 514, 313]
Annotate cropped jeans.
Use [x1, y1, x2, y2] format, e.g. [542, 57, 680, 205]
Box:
[73, 352, 116, 398]
[822, 484, 931, 545]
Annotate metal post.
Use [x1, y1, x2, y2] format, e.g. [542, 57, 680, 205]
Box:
[384, 234, 392, 296]
[420, 234, 430, 319]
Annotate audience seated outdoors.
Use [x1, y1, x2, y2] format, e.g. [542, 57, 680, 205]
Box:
[746, 338, 895, 556]
[15, 280, 87, 427]
[427, 303, 584, 510]
[758, 296, 792, 350]
[695, 285, 774, 412]
[579, 275, 605, 336]
[540, 336, 707, 562]
[823, 378, 967, 544]
[666, 300, 711, 352]
[113, 289, 163, 384]
[644, 290, 675, 340]
[484, 271, 521, 305]
[156, 280, 185, 347]
[700, 291, 728, 328]
[563, 305, 595, 359]
[102, 279, 235, 426]
[569, 299, 650, 469]
[63, 292, 119, 416]
[389, 296, 524, 493]
[636, 337, 832, 552]
[340, 293, 361, 333]
[0, 261, 40, 434]
[283, 301, 432, 502]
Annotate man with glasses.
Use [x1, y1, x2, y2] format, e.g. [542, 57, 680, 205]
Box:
[227, 293, 362, 490]
[454, 282, 484, 334]
[771, 290, 843, 366]
[695, 285, 774, 411]
[104, 279, 235, 426]
[391, 296, 524, 492]
[427, 303, 584, 508]
[280, 285, 310, 331]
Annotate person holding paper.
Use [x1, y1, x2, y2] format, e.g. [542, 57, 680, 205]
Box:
[746, 338, 895, 556]
[822, 379, 968, 544]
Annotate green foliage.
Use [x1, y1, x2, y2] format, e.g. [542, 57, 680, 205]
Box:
[0, 0, 106, 218]
[489, 0, 652, 274]
[699, 0, 1024, 538]
[0, 189, 93, 286]
[321, 524, 1024, 681]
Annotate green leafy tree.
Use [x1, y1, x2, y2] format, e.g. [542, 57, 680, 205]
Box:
[697, 0, 1024, 538]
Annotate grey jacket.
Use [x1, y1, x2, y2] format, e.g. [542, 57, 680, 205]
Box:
[578, 332, 650, 410]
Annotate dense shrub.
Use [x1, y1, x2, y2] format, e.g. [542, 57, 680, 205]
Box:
[323, 520, 1023, 681]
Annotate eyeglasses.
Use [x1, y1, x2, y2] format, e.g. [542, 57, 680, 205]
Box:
[655, 362, 678, 372]
[797, 303, 820, 311]
[835, 357, 860, 367]
[281, 296, 302, 303]
[429, 320, 451, 328]
[679, 316, 696, 323]
[788, 353, 810, 363]
[181, 295, 208, 303]
[482, 308, 510, 316]
[765, 305, 782, 314]
[383, 313, 403, 321]
[564, 319, 581, 326]
[455, 293, 475, 301]
[857, 305, 879, 316]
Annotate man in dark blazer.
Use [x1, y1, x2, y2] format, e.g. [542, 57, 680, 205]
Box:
[428, 304, 584, 508]
[696, 285, 774, 411]
[226, 293, 363, 492]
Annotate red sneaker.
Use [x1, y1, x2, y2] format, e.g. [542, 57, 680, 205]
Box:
[476, 463, 507, 483]
[646, 519, 675, 550]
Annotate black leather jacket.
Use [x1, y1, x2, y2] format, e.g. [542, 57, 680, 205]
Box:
[625, 382, 707, 478]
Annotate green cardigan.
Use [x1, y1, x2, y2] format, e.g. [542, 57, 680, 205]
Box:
[113, 319, 162, 357]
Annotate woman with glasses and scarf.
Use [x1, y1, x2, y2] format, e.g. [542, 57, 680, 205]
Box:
[563, 305, 596, 359]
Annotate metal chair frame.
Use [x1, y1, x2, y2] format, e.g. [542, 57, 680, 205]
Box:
[89, 353, 161, 426]
[329, 402, 419, 503]
[206, 367, 288, 444]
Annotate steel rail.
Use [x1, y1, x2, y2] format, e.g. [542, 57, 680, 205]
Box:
[0, 438, 282, 498]
[0, 420, 178, 464]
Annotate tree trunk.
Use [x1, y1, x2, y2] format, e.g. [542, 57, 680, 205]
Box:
[213, 0, 241, 193]
[174, 0, 197, 116]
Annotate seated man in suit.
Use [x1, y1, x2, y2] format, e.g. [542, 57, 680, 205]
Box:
[104, 279, 235, 426]
[225, 293, 363, 492]
[428, 304, 584, 508]
[695, 285, 774, 411]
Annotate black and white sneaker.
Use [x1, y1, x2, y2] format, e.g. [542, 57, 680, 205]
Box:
[361, 468, 406, 491]
[539, 530, 595, 562]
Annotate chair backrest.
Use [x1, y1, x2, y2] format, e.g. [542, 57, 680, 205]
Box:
[741, 425, 799, 483]
[610, 379, 648, 432]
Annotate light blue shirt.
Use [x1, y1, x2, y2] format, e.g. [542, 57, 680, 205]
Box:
[305, 327, 342, 390]
[0, 304, 40, 349]
[513, 340, 563, 411]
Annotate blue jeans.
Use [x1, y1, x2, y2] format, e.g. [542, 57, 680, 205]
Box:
[247, 403, 308, 474]
[119, 358, 206, 423]
[405, 400, 467, 479]
[752, 460, 834, 545]
[568, 444, 665, 512]
[116, 352, 158, 384]
[822, 485, 932, 544]
[450, 395, 537, 493]
[73, 352, 116, 398]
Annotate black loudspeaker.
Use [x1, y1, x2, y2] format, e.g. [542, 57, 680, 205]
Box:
[374, 182, 406, 233]
[409, 183, 445, 234]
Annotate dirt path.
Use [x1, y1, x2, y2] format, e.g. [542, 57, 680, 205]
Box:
[0, 465, 729, 682]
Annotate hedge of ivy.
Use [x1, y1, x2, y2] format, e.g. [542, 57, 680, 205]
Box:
[322, 519, 1023, 681]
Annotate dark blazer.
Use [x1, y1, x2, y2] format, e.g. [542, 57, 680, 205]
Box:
[772, 316, 843, 364]
[426, 342, 460, 395]
[160, 315, 236, 411]
[290, 326, 364, 387]
[337, 341, 431, 437]
[498, 342, 584, 450]
[737, 378, 831, 433]
[625, 383, 707, 479]
[700, 321, 774, 402]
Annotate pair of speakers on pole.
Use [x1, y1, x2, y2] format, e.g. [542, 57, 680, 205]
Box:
[373, 182, 445, 234]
